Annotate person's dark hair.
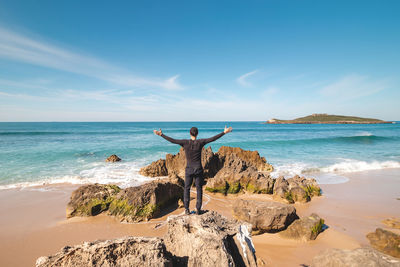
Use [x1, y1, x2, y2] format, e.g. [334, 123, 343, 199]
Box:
[190, 127, 198, 137]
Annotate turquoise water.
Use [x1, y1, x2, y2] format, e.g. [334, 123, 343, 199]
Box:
[0, 122, 399, 189]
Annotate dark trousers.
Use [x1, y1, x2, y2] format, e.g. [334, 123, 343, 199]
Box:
[184, 167, 204, 211]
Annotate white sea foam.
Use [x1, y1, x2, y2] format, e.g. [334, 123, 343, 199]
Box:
[271, 159, 400, 184]
[1, 158, 400, 190]
[321, 159, 400, 173]
[356, 131, 373, 136]
[0, 161, 156, 190]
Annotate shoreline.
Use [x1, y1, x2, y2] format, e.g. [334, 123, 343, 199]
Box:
[0, 169, 399, 266]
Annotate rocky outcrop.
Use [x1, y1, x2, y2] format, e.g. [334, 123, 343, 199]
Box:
[205, 146, 274, 194]
[38, 211, 257, 267]
[109, 180, 183, 222]
[217, 146, 273, 172]
[232, 199, 298, 234]
[311, 247, 400, 267]
[66, 184, 120, 218]
[163, 147, 219, 179]
[367, 228, 400, 258]
[279, 213, 324, 241]
[67, 180, 183, 222]
[273, 175, 321, 204]
[36, 237, 176, 267]
[164, 210, 257, 267]
[139, 159, 168, 177]
[105, 154, 121, 162]
[205, 168, 275, 195]
[140, 146, 320, 203]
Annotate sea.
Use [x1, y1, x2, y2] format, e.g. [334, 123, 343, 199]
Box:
[1, 121, 399, 190]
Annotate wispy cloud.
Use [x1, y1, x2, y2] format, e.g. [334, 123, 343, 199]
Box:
[0, 27, 182, 90]
[236, 70, 258, 87]
[320, 74, 387, 100]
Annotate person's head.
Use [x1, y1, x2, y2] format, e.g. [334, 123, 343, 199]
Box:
[190, 127, 198, 138]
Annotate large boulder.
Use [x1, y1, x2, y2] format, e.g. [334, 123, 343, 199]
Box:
[216, 146, 273, 172]
[139, 146, 321, 203]
[105, 154, 121, 162]
[311, 247, 400, 267]
[232, 199, 298, 234]
[66, 184, 120, 218]
[36, 237, 176, 267]
[273, 176, 321, 204]
[164, 147, 219, 179]
[205, 167, 275, 194]
[279, 213, 324, 241]
[67, 180, 183, 223]
[165, 147, 187, 178]
[139, 159, 168, 177]
[205, 146, 275, 195]
[367, 228, 400, 258]
[164, 210, 257, 267]
[38, 211, 258, 267]
[108, 180, 183, 222]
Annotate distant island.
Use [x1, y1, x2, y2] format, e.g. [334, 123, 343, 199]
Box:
[265, 113, 392, 124]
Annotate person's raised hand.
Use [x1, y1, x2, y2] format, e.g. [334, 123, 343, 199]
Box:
[154, 128, 162, 136]
[224, 125, 233, 134]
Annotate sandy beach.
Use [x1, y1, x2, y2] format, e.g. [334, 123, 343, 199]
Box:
[0, 169, 399, 267]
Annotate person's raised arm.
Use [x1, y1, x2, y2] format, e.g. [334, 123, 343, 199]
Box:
[202, 126, 233, 145]
[154, 128, 186, 146]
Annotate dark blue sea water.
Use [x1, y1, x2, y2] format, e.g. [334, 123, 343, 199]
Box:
[1, 122, 399, 189]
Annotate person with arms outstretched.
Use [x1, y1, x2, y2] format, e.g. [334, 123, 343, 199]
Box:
[154, 126, 233, 215]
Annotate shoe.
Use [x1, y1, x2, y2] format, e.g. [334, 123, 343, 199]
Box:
[195, 209, 204, 215]
[184, 209, 190, 215]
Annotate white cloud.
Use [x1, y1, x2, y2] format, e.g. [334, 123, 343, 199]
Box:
[236, 70, 258, 87]
[320, 74, 386, 100]
[0, 26, 182, 90]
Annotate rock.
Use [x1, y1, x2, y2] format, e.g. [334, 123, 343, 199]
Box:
[232, 199, 298, 234]
[36, 237, 176, 267]
[67, 180, 183, 223]
[287, 175, 321, 197]
[273, 176, 321, 203]
[164, 147, 219, 179]
[105, 154, 121, 162]
[139, 159, 168, 177]
[216, 146, 273, 172]
[383, 218, 400, 229]
[164, 210, 257, 267]
[279, 213, 324, 241]
[289, 186, 310, 203]
[206, 166, 275, 195]
[139, 146, 321, 202]
[201, 146, 220, 178]
[311, 247, 400, 267]
[108, 180, 183, 222]
[66, 184, 121, 218]
[367, 228, 400, 258]
[205, 146, 275, 195]
[38, 210, 258, 267]
[177, 199, 184, 208]
[165, 147, 187, 178]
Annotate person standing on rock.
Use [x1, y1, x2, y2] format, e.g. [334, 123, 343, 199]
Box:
[154, 126, 233, 215]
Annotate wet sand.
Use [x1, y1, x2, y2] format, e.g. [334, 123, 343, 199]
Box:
[0, 169, 399, 266]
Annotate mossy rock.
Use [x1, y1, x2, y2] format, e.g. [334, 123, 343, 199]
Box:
[227, 182, 241, 194]
[67, 184, 121, 218]
[108, 199, 158, 221]
[284, 191, 295, 204]
[303, 185, 321, 198]
[205, 181, 229, 194]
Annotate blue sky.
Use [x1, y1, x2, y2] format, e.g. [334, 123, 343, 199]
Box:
[0, 0, 399, 121]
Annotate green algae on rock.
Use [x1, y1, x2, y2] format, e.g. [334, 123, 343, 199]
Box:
[66, 179, 183, 222]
